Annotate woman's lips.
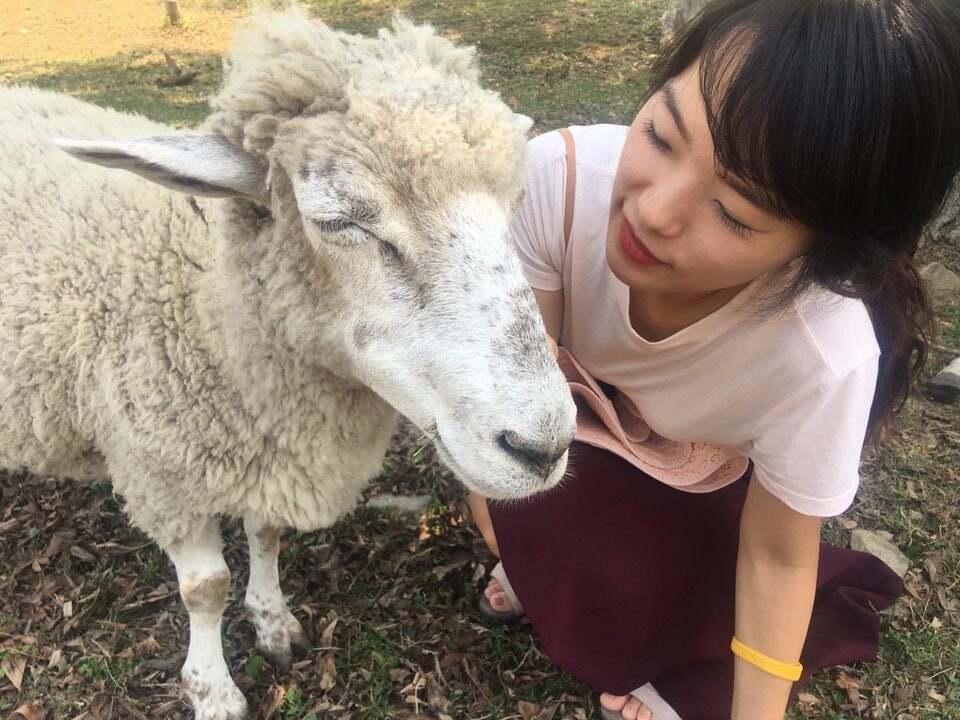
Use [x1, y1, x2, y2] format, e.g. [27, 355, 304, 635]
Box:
[619, 218, 664, 266]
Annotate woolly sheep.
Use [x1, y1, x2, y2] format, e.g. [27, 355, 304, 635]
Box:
[0, 10, 577, 719]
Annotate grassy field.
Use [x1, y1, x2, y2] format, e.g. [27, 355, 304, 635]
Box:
[1, 1, 959, 719]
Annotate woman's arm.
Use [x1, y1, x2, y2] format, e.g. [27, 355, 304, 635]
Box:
[732, 475, 822, 719]
[532, 288, 564, 341]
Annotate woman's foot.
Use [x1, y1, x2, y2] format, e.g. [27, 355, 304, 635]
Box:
[483, 577, 514, 613]
[479, 576, 524, 622]
[600, 692, 653, 720]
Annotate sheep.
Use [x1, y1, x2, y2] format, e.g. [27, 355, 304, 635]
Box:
[0, 9, 577, 719]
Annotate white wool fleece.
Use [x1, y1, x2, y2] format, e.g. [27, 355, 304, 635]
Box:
[0, 10, 573, 551]
[0, 87, 398, 548]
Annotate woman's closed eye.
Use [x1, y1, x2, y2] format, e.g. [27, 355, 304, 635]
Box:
[642, 118, 671, 153]
[713, 201, 753, 237]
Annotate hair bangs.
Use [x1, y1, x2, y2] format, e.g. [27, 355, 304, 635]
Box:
[699, 4, 887, 233]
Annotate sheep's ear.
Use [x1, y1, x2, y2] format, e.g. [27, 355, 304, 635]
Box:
[52, 134, 269, 202]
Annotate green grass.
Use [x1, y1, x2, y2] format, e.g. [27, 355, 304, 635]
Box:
[1, 0, 667, 129]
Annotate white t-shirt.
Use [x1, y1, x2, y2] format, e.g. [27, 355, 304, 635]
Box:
[513, 125, 879, 517]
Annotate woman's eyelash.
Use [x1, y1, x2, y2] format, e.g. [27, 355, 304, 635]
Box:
[642, 119, 671, 153]
[715, 203, 752, 236]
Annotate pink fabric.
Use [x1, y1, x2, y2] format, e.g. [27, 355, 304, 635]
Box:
[559, 347, 749, 492]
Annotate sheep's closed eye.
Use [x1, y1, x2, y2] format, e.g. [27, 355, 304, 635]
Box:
[309, 217, 374, 247]
[309, 217, 403, 262]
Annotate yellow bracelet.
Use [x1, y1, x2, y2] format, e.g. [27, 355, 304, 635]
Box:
[730, 637, 803, 681]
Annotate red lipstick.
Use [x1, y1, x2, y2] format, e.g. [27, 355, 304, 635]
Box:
[619, 218, 664, 266]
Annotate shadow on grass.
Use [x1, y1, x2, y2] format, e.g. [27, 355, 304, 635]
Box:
[1, 50, 224, 127]
[2, 0, 667, 130]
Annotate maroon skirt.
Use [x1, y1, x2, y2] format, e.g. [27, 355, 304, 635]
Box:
[488, 442, 903, 720]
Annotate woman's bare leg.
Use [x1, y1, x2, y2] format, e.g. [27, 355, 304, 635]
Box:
[469, 492, 500, 557]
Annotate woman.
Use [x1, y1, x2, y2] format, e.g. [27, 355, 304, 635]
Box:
[471, 1, 960, 718]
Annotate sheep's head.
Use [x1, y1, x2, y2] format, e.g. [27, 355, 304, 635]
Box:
[53, 11, 577, 499]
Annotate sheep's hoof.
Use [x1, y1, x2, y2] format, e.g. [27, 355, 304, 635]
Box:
[258, 625, 311, 672]
[247, 604, 311, 672]
[182, 671, 249, 720]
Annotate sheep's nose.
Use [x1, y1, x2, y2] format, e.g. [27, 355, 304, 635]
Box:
[497, 430, 569, 476]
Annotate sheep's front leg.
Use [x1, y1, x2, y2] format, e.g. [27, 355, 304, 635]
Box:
[243, 516, 310, 670]
[165, 519, 248, 720]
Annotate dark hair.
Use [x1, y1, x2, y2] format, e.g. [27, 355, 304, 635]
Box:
[648, 0, 960, 435]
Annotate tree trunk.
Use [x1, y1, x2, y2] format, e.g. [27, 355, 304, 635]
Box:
[165, 1, 181, 26]
[927, 179, 960, 252]
[661, 0, 711, 44]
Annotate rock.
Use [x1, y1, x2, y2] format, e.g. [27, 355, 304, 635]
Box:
[366, 493, 432, 515]
[661, 0, 711, 45]
[850, 529, 911, 578]
[925, 357, 960, 404]
[919, 261, 960, 308]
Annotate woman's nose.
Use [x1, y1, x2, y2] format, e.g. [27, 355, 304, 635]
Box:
[634, 175, 695, 238]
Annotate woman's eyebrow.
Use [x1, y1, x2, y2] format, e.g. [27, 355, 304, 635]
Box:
[661, 83, 690, 141]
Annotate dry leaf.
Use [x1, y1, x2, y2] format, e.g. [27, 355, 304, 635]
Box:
[319, 611, 338, 647]
[425, 673, 450, 713]
[259, 685, 286, 720]
[41, 530, 75, 558]
[835, 670, 861, 689]
[318, 653, 337, 690]
[533, 701, 561, 720]
[893, 685, 915, 707]
[438, 652, 465, 670]
[1, 655, 26, 691]
[926, 689, 947, 705]
[7, 702, 44, 720]
[519, 700, 542, 720]
[69, 545, 96, 562]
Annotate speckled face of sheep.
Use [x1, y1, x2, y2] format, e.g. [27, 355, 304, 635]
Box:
[268, 87, 578, 500]
[54, 17, 577, 500]
[275, 118, 578, 499]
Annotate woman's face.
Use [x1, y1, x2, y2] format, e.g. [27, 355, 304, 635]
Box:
[606, 63, 811, 299]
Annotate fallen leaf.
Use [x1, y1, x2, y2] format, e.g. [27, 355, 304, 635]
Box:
[893, 684, 915, 708]
[41, 530, 75, 559]
[519, 700, 541, 720]
[533, 701, 561, 720]
[0, 656, 26, 691]
[425, 673, 450, 713]
[438, 652, 464, 670]
[260, 685, 286, 720]
[318, 653, 337, 690]
[8, 702, 44, 720]
[927, 689, 947, 705]
[835, 670, 861, 689]
[319, 611, 338, 646]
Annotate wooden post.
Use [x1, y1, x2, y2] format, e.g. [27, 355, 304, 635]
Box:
[165, 0, 181, 26]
